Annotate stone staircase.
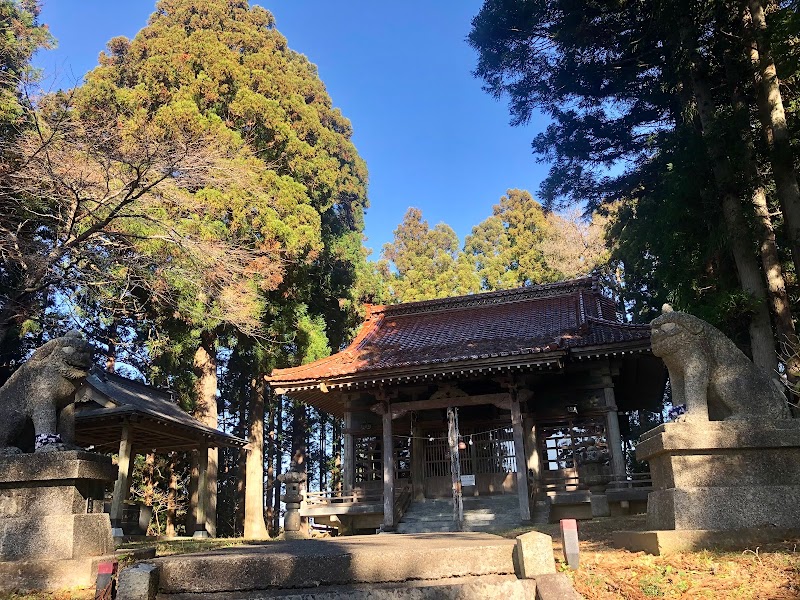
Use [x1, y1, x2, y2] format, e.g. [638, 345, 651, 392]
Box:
[151, 533, 523, 598]
[397, 495, 523, 534]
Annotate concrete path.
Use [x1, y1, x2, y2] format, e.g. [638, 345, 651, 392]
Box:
[154, 533, 517, 595]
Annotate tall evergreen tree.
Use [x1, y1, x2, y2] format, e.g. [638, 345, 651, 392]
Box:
[468, 0, 800, 370]
[379, 208, 480, 302]
[464, 189, 557, 289]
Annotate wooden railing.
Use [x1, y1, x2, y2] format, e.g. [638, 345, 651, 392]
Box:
[529, 471, 653, 500]
[304, 488, 382, 507]
[303, 482, 413, 509]
[607, 472, 653, 489]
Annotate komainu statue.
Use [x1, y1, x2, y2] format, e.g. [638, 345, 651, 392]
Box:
[0, 330, 92, 454]
[650, 305, 790, 421]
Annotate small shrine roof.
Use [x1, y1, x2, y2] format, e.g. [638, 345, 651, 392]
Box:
[267, 276, 652, 411]
[75, 370, 246, 452]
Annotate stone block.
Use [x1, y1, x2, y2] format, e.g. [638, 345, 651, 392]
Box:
[613, 527, 800, 556]
[0, 481, 92, 517]
[0, 512, 113, 561]
[637, 420, 800, 458]
[534, 573, 584, 599]
[154, 534, 516, 594]
[73, 513, 115, 557]
[590, 494, 609, 517]
[646, 485, 800, 530]
[0, 452, 116, 592]
[0, 514, 74, 560]
[0, 553, 116, 592]
[0, 450, 117, 484]
[515, 531, 556, 578]
[636, 420, 800, 533]
[117, 562, 160, 600]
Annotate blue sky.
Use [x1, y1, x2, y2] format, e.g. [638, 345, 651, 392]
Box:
[33, 1, 550, 258]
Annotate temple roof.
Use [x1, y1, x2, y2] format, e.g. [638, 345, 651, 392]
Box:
[268, 276, 652, 410]
[75, 370, 246, 452]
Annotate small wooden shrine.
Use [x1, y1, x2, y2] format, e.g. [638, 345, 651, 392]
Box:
[267, 276, 665, 533]
[75, 370, 246, 537]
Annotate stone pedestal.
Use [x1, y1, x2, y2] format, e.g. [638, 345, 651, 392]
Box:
[614, 420, 800, 554]
[0, 451, 118, 591]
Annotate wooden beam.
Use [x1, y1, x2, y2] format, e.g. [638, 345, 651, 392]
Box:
[382, 408, 395, 531]
[110, 421, 132, 536]
[371, 393, 511, 418]
[510, 392, 531, 522]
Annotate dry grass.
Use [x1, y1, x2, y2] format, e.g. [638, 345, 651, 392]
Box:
[0, 592, 94, 600]
[502, 515, 800, 599]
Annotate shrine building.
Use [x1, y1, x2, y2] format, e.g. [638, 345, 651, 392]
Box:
[267, 275, 665, 534]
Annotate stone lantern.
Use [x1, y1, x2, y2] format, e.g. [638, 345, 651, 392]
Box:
[279, 466, 308, 540]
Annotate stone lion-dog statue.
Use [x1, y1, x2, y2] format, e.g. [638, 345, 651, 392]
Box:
[650, 305, 789, 421]
[0, 330, 92, 454]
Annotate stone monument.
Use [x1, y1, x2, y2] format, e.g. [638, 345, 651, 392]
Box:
[279, 463, 308, 540]
[0, 333, 118, 591]
[614, 305, 800, 555]
[0, 330, 93, 453]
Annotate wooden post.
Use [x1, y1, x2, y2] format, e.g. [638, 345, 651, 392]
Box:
[510, 391, 531, 522]
[411, 420, 425, 501]
[343, 410, 355, 492]
[382, 406, 395, 530]
[194, 442, 210, 538]
[110, 421, 132, 537]
[523, 415, 541, 481]
[603, 380, 627, 480]
[447, 407, 463, 529]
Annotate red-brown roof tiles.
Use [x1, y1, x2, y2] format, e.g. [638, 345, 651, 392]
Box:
[268, 276, 650, 388]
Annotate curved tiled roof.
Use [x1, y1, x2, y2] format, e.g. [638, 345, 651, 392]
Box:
[268, 276, 651, 392]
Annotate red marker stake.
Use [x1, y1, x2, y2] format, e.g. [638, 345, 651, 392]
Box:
[560, 518, 580, 570]
[95, 560, 117, 600]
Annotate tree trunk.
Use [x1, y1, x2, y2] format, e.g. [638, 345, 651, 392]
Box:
[265, 385, 276, 536]
[244, 375, 269, 539]
[746, 0, 800, 277]
[166, 452, 178, 538]
[193, 331, 218, 537]
[272, 393, 284, 536]
[689, 62, 776, 372]
[186, 452, 198, 534]
[143, 452, 155, 507]
[235, 368, 247, 534]
[725, 53, 798, 376]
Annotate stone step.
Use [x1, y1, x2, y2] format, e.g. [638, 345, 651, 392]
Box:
[153, 533, 517, 595]
[157, 575, 536, 600]
[398, 496, 523, 534]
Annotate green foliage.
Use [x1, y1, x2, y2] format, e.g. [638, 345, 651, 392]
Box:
[0, 0, 53, 130]
[468, 0, 800, 337]
[464, 189, 557, 289]
[379, 207, 480, 302]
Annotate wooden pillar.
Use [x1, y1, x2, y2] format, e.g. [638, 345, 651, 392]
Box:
[382, 406, 396, 530]
[523, 415, 541, 481]
[110, 421, 133, 537]
[343, 410, 355, 492]
[447, 407, 463, 528]
[411, 420, 425, 501]
[603, 381, 627, 480]
[510, 391, 531, 522]
[194, 442, 210, 538]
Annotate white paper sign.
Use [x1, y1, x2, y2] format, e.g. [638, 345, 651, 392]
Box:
[460, 474, 476, 486]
